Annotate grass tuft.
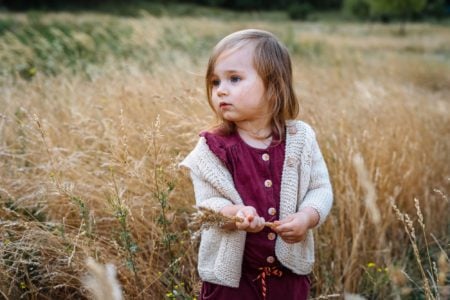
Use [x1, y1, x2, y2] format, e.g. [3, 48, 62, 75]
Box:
[0, 10, 449, 299]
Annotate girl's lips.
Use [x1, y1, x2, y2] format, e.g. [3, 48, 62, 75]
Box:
[219, 102, 231, 108]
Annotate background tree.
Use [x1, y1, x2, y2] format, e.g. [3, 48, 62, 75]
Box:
[423, 0, 447, 19]
[343, 0, 371, 20]
[368, 0, 428, 33]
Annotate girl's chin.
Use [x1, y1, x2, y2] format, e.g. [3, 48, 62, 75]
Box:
[219, 111, 249, 123]
[219, 112, 238, 122]
[221, 117, 242, 123]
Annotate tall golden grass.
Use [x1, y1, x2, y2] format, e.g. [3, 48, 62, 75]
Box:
[0, 11, 449, 299]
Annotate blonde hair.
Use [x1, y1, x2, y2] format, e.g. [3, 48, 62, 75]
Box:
[205, 29, 299, 140]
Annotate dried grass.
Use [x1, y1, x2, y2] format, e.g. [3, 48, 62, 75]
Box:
[0, 12, 449, 299]
[188, 206, 276, 238]
[83, 257, 123, 300]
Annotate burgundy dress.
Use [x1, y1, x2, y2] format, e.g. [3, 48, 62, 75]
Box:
[199, 131, 310, 300]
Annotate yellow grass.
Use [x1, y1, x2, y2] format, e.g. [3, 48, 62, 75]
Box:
[0, 12, 449, 299]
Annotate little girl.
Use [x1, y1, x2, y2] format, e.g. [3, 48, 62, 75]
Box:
[181, 29, 333, 300]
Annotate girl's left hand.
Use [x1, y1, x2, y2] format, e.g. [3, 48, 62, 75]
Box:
[273, 208, 319, 244]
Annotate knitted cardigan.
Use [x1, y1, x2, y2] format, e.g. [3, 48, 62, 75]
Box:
[180, 120, 333, 288]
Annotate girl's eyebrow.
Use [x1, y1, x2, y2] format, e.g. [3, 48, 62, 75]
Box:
[214, 69, 243, 75]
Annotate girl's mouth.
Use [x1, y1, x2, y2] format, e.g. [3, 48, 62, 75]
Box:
[219, 102, 231, 108]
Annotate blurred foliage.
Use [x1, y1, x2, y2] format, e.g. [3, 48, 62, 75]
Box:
[287, 3, 314, 20]
[0, 16, 153, 78]
[0, 0, 448, 21]
[343, 0, 448, 20]
[0, 13, 225, 79]
[369, 0, 428, 20]
[343, 0, 371, 19]
[0, 0, 341, 11]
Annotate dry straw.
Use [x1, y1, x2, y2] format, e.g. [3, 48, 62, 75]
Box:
[83, 257, 123, 300]
[352, 153, 380, 225]
[1, 14, 449, 298]
[188, 206, 276, 238]
[390, 199, 434, 298]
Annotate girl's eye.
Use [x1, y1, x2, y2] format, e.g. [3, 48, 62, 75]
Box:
[211, 79, 220, 86]
[230, 76, 241, 83]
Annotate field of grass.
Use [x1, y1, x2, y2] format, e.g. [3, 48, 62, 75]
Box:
[0, 8, 449, 299]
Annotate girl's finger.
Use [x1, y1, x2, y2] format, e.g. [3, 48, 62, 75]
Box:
[251, 217, 258, 227]
[280, 230, 292, 237]
[274, 223, 292, 233]
[256, 217, 263, 227]
[273, 217, 294, 229]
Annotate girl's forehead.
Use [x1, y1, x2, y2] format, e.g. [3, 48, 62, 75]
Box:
[214, 43, 256, 71]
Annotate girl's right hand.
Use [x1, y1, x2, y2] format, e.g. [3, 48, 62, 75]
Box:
[235, 206, 265, 233]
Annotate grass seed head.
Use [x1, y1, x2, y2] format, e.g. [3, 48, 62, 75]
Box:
[83, 257, 123, 300]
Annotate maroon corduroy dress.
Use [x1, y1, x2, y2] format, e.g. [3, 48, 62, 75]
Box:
[199, 131, 310, 300]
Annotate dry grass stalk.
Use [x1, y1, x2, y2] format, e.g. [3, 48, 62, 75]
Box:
[390, 199, 434, 299]
[437, 251, 450, 299]
[0, 220, 88, 299]
[189, 206, 275, 235]
[352, 153, 380, 225]
[433, 188, 448, 203]
[310, 294, 341, 299]
[344, 293, 367, 300]
[0, 14, 449, 298]
[83, 257, 123, 300]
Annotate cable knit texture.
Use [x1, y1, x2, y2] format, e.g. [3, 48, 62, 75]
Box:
[180, 120, 333, 288]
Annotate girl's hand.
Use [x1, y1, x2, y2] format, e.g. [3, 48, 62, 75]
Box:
[220, 204, 265, 232]
[235, 206, 265, 233]
[273, 208, 319, 244]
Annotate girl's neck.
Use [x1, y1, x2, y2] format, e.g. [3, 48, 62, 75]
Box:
[236, 120, 272, 149]
[235, 120, 272, 140]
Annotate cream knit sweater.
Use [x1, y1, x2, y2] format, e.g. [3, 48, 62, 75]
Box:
[180, 120, 333, 288]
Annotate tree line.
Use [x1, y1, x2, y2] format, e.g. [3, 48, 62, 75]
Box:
[1, 0, 449, 20]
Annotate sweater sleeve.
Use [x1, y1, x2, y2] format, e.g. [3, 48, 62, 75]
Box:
[180, 137, 243, 212]
[189, 171, 234, 212]
[298, 134, 333, 227]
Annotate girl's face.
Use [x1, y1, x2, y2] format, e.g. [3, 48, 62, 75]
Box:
[210, 44, 270, 127]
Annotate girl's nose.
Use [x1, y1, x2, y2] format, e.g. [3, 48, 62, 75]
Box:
[216, 84, 228, 97]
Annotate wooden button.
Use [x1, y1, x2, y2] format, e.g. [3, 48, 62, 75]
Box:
[266, 256, 275, 263]
[288, 126, 297, 135]
[262, 153, 270, 161]
[264, 179, 272, 188]
[268, 207, 276, 216]
[268, 232, 276, 240]
[287, 157, 297, 167]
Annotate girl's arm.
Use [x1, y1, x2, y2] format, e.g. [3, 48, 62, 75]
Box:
[190, 171, 265, 232]
[274, 132, 333, 243]
[190, 171, 234, 212]
[297, 134, 333, 227]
